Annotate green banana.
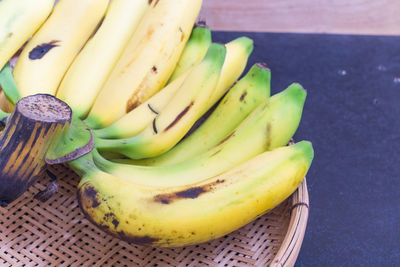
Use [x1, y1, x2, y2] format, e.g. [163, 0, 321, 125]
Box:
[93, 24, 212, 139]
[71, 141, 313, 247]
[95, 83, 306, 187]
[95, 43, 227, 159]
[0, 62, 20, 105]
[129, 63, 271, 166]
[167, 22, 212, 84]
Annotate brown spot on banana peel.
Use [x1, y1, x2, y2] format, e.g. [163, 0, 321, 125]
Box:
[154, 179, 225, 204]
[83, 186, 101, 208]
[179, 27, 185, 42]
[216, 131, 235, 146]
[153, 0, 160, 7]
[78, 185, 160, 246]
[152, 66, 157, 73]
[265, 123, 271, 149]
[240, 91, 247, 102]
[29, 40, 60, 60]
[164, 101, 194, 132]
[152, 117, 158, 134]
[148, 104, 159, 115]
[117, 231, 160, 245]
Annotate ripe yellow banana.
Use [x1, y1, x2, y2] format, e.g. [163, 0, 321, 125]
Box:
[94, 25, 212, 139]
[56, 0, 150, 119]
[129, 63, 271, 166]
[85, 0, 203, 129]
[98, 83, 306, 187]
[13, 0, 109, 97]
[71, 141, 313, 247]
[0, 0, 54, 71]
[95, 43, 227, 159]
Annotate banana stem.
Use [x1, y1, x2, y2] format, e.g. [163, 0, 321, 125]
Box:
[67, 151, 98, 177]
[0, 94, 71, 205]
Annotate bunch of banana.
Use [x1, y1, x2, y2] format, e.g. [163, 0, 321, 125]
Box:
[0, 0, 315, 248]
[85, 0, 203, 128]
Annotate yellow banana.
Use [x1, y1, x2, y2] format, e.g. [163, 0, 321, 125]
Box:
[0, 0, 54, 70]
[85, 0, 203, 129]
[71, 141, 313, 247]
[56, 0, 150, 119]
[13, 0, 109, 97]
[95, 43, 226, 159]
[94, 25, 212, 139]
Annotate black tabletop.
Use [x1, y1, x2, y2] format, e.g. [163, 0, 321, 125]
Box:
[214, 32, 400, 266]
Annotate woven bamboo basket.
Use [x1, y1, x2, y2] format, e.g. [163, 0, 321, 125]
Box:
[0, 163, 309, 267]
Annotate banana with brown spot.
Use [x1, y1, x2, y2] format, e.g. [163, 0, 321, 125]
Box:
[71, 141, 314, 247]
[0, 0, 54, 70]
[13, 0, 109, 97]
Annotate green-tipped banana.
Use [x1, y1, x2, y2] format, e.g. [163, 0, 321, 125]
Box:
[95, 83, 306, 187]
[93, 24, 212, 139]
[95, 43, 227, 159]
[167, 22, 212, 84]
[131, 63, 271, 166]
[209, 36, 253, 108]
[0, 0, 54, 70]
[72, 141, 313, 247]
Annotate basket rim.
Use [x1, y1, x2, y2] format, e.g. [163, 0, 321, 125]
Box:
[270, 178, 309, 267]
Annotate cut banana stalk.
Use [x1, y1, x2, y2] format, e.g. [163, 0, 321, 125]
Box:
[0, 94, 71, 206]
[13, 0, 109, 97]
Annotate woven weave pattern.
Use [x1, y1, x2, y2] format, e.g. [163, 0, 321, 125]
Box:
[0, 164, 296, 267]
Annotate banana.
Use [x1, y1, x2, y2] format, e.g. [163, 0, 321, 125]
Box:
[130, 63, 272, 166]
[93, 24, 212, 139]
[56, 0, 150, 119]
[208, 36, 254, 108]
[0, 0, 54, 70]
[167, 22, 212, 84]
[71, 141, 313, 247]
[96, 83, 306, 186]
[85, 0, 203, 129]
[95, 43, 226, 159]
[13, 0, 109, 97]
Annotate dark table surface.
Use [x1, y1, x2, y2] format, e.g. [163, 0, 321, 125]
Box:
[214, 32, 400, 266]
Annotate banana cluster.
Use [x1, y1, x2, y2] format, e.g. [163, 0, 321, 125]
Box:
[0, 0, 314, 247]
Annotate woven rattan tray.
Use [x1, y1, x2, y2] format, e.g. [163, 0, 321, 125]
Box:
[0, 164, 309, 266]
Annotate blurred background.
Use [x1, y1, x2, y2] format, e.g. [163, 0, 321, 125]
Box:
[201, 0, 400, 35]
